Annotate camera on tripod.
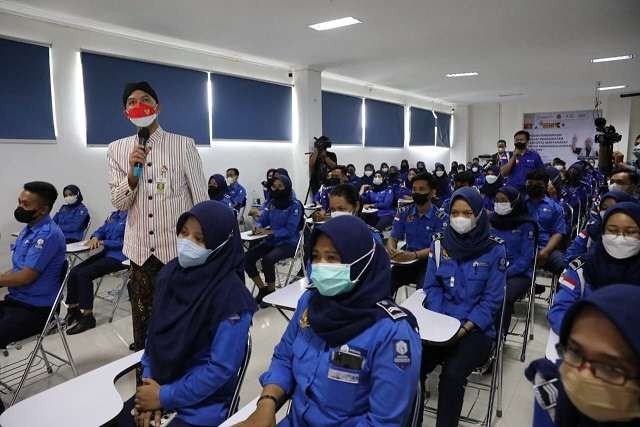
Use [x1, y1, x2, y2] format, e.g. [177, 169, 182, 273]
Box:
[314, 135, 332, 151]
[595, 117, 622, 146]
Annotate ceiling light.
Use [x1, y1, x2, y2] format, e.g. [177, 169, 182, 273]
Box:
[309, 17, 361, 31]
[498, 93, 524, 97]
[590, 55, 634, 63]
[598, 85, 627, 91]
[445, 72, 479, 78]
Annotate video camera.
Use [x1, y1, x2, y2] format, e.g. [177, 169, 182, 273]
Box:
[314, 135, 332, 151]
[594, 117, 622, 176]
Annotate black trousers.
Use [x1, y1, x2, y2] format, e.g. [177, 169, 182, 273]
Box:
[363, 213, 394, 231]
[244, 243, 297, 284]
[0, 298, 51, 349]
[501, 274, 532, 335]
[65, 253, 127, 310]
[541, 249, 565, 276]
[391, 259, 427, 291]
[420, 330, 494, 427]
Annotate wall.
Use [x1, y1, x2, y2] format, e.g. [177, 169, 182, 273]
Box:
[467, 95, 632, 160]
[0, 11, 456, 263]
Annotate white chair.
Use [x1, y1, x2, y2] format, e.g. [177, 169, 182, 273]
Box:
[92, 262, 131, 323]
[0, 260, 78, 406]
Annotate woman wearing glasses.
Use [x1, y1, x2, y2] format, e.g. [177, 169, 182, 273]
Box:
[526, 284, 640, 425]
[548, 202, 640, 334]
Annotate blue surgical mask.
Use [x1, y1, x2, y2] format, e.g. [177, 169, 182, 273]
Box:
[176, 233, 230, 268]
[310, 242, 375, 297]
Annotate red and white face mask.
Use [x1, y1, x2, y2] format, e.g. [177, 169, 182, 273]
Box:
[126, 102, 157, 128]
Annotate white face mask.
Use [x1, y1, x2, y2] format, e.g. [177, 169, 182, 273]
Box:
[381, 167, 389, 173]
[494, 202, 513, 216]
[364, 170, 373, 177]
[64, 195, 78, 205]
[435, 170, 445, 177]
[226, 177, 235, 186]
[373, 177, 383, 186]
[609, 182, 631, 193]
[485, 175, 498, 184]
[331, 210, 353, 218]
[633, 145, 640, 159]
[472, 167, 479, 173]
[498, 147, 505, 153]
[602, 234, 640, 259]
[450, 215, 477, 234]
[554, 165, 564, 171]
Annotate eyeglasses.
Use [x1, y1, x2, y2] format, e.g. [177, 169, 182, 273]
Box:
[556, 343, 638, 385]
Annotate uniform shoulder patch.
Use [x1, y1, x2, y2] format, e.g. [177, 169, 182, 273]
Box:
[376, 300, 407, 321]
[34, 238, 45, 249]
[489, 235, 505, 245]
[569, 257, 585, 271]
[393, 339, 412, 370]
[435, 209, 446, 220]
[432, 232, 444, 241]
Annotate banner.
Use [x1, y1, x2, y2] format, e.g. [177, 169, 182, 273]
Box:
[523, 110, 600, 164]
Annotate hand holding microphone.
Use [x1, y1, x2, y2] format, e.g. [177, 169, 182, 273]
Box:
[127, 128, 151, 188]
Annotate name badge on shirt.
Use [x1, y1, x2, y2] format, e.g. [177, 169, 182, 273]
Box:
[328, 368, 360, 384]
[156, 166, 169, 194]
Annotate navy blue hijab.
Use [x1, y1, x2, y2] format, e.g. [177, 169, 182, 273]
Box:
[270, 175, 295, 209]
[433, 163, 450, 197]
[585, 191, 636, 239]
[63, 184, 83, 204]
[582, 202, 640, 291]
[208, 174, 228, 201]
[307, 216, 417, 347]
[146, 201, 256, 384]
[479, 165, 504, 197]
[490, 186, 534, 231]
[444, 187, 497, 261]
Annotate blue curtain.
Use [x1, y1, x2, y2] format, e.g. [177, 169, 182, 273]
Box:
[322, 91, 362, 145]
[211, 73, 291, 141]
[409, 107, 436, 146]
[82, 52, 209, 145]
[0, 37, 55, 139]
[435, 111, 452, 147]
[364, 99, 404, 148]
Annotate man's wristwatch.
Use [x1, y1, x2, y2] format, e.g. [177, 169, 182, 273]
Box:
[257, 395, 278, 407]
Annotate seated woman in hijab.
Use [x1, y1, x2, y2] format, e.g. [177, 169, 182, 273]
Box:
[400, 159, 411, 182]
[490, 187, 537, 335]
[236, 216, 421, 427]
[562, 190, 636, 265]
[53, 184, 90, 243]
[549, 202, 640, 334]
[480, 165, 505, 211]
[207, 174, 233, 210]
[360, 163, 375, 188]
[432, 162, 452, 204]
[420, 187, 507, 426]
[470, 162, 485, 187]
[130, 201, 256, 427]
[249, 169, 277, 220]
[245, 175, 303, 305]
[360, 171, 395, 231]
[526, 284, 640, 426]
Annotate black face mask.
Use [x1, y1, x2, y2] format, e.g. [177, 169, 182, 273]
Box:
[208, 186, 224, 201]
[401, 163, 409, 171]
[412, 192, 430, 205]
[526, 184, 546, 199]
[270, 188, 289, 200]
[14, 206, 39, 223]
[326, 178, 341, 186]
[515, 142, 527, 150]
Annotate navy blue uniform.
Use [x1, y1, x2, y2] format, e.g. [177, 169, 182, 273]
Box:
[260, 291, 421, 426]
[526, 196, 566, 275]
[53, 202, 90, 242]
[1, 215, 66, 348]
[65, 211, 129, 311]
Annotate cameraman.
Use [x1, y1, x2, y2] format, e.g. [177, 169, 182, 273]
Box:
[309, 136, 337, 196]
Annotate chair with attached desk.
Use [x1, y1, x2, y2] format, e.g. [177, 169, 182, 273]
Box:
[0, 260, 78, 406]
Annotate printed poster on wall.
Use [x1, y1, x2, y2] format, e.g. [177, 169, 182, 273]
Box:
[523, 110, 599, 164]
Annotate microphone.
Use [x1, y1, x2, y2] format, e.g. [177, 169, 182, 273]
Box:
[133, 127, 150, 177]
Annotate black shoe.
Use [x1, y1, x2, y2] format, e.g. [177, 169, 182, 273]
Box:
[535, 284, 546, 295]
[64, 306, 82, 327]
[129, 343, 136, 351]
[255, 287, 275, 307]
[66, 314, 96, 335]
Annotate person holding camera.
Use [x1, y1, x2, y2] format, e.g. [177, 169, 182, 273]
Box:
[309, 136, 337, 196]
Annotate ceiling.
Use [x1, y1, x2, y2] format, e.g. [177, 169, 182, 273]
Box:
[9, 0, 640, 104]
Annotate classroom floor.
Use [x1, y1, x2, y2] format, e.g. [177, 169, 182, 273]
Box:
[0, 274, 550, 426]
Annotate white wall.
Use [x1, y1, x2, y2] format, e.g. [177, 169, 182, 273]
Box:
[0, 11, 457, 263]
[467, 94, 632, 160]
[629, 97, 640, 158]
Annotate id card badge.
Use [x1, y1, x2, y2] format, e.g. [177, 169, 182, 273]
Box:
[156, 166, 169, 194]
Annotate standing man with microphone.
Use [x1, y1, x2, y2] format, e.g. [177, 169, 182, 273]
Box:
[107, 82, 207, 356]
